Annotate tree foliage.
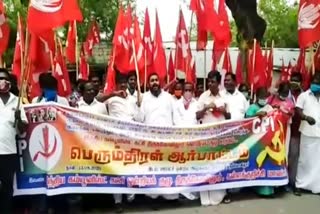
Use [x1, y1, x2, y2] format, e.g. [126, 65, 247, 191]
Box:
[3, 0, 135, 65]
[258, 0, 299, 48]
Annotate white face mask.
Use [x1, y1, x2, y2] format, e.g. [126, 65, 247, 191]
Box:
[183, 91, 193, 101]
[258, 99, 267, 106]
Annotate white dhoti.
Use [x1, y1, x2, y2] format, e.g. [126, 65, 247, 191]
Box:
[296, 134, 320, 194]
[200, 190, 226, 206]
[147, 194, 179, 200]
[285, 126, 291, 160]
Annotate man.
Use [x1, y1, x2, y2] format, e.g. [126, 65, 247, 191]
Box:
[196, 71, 230, 206]
[127, 71, 139, 99]
[136, 73, 176, 126]
[106, 72, 136, 122]
[223, 73, 249, 121]
[77, 81, 108, 115]
[106, 72, 136, 213]
[89, 72, 102, 95]
[288, 72, 303, 191]
[172, 82, 183, 101]
[0, 68, 28, 213]
[136, 73, 178, 202]
[173, 82, 198, 126]
[195, 81, 204, 99]
[196, 71, 230, 124]
[32, 73, 69, 106]
[295, 73, 320, 195]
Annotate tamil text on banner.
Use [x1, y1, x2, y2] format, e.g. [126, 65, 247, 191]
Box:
[14, 103, 289, 196]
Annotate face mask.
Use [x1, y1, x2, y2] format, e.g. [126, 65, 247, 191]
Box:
[258, 99, 267, 106]
[0, 79, 11, 93]
[43, 89, 57, 102]
[279, 95, 287, 100]
[310, 84, 320, 94]
[174, 90, 182, 98]
[242, 92, 249, 99]
[183, 91, 193, 101]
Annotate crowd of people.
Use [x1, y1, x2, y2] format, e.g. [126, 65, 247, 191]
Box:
[0, 67, 320, 213]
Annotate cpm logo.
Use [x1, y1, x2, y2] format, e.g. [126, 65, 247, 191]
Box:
[29, 123, 63, 171]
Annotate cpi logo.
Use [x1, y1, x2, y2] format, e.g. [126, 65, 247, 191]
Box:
[29, 123, 63, 171]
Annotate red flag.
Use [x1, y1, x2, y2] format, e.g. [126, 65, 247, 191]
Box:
[301, 54, 311, 90]
[153, 11, 167, 84]
[0, 1, 10, 56]
[79, 48, 89, 80]
[296, 48, 306, 71]
[210, 0, 231, 46]
[52, 40, 72, 96]
[113, 6, 133, 74]
[66, 21, 77, 63]
[314, 46, 320, 70]
[222, 48, 232, 73]
[168, 51, 175, 82]
[28, 32, 53, 99]
[298, 0, 320, 48]
[235, 52, 243, 84]
[84, 19, 101, 56]
[130, 16, 145, 85]
[27, 0, 83, 34]
[175, 9, 191, 73]
[248, 42, 267, 90]
[143, 8, 153, 77]
[190, 0, 211, 50]
[266, 46, 274, 88]
[12, 15, 24, 85]
[104, 50, 116, 94]
[186, 57, 197, 84]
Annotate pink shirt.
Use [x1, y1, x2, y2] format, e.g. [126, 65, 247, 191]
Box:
[268, 95, 295, 115]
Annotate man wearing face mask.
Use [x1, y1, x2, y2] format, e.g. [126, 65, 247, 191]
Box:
[32, 73, 69, 106]
[288, 72, 303, 191]
[295, 72, 320, 196]
[172, 82, 183, 101]
[173, 82, 198, 126]
[0, 69, 28, 213]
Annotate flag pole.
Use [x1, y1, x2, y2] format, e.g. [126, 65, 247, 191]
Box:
[250, 39, 257, 100]
[203, 49, 206, 91]
[75, 21, 79, 80]
[131, 39, 142, 105]
[144, 48, 147, 92]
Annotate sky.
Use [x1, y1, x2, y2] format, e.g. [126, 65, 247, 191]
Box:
[136, 0, 297, 42]
[136, 0, 192, 42]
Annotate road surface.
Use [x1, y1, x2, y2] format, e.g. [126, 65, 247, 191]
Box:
[84, 192, 319, 214]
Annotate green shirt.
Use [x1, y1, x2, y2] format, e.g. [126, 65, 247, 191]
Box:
[245, 103, 261, 118]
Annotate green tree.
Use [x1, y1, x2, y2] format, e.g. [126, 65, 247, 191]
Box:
[258, 0, 298, 48]
[3, 0, 135, 65]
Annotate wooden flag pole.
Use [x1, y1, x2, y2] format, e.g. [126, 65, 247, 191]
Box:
[144, 48, 147, 92]
[203, 49, 207, 91]
[75, 21, 79, 80]
[131, 40, 142, 105]
[250, 39, 257, 100]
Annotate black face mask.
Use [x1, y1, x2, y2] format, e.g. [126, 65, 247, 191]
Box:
[128, 87, 135, 95]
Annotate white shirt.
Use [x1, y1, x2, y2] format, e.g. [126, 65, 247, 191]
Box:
[173, 98, 198, 126]
[32, 95, 70, 106]
[106, 96, 135, 121]
[296, 90, 320, 137]
[77, 98, 108, 115]
[136, 90, 175, 126]
[222, 89, 249, 120]
[197, 90, 228, 124]
[0, 93, 28, 154]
